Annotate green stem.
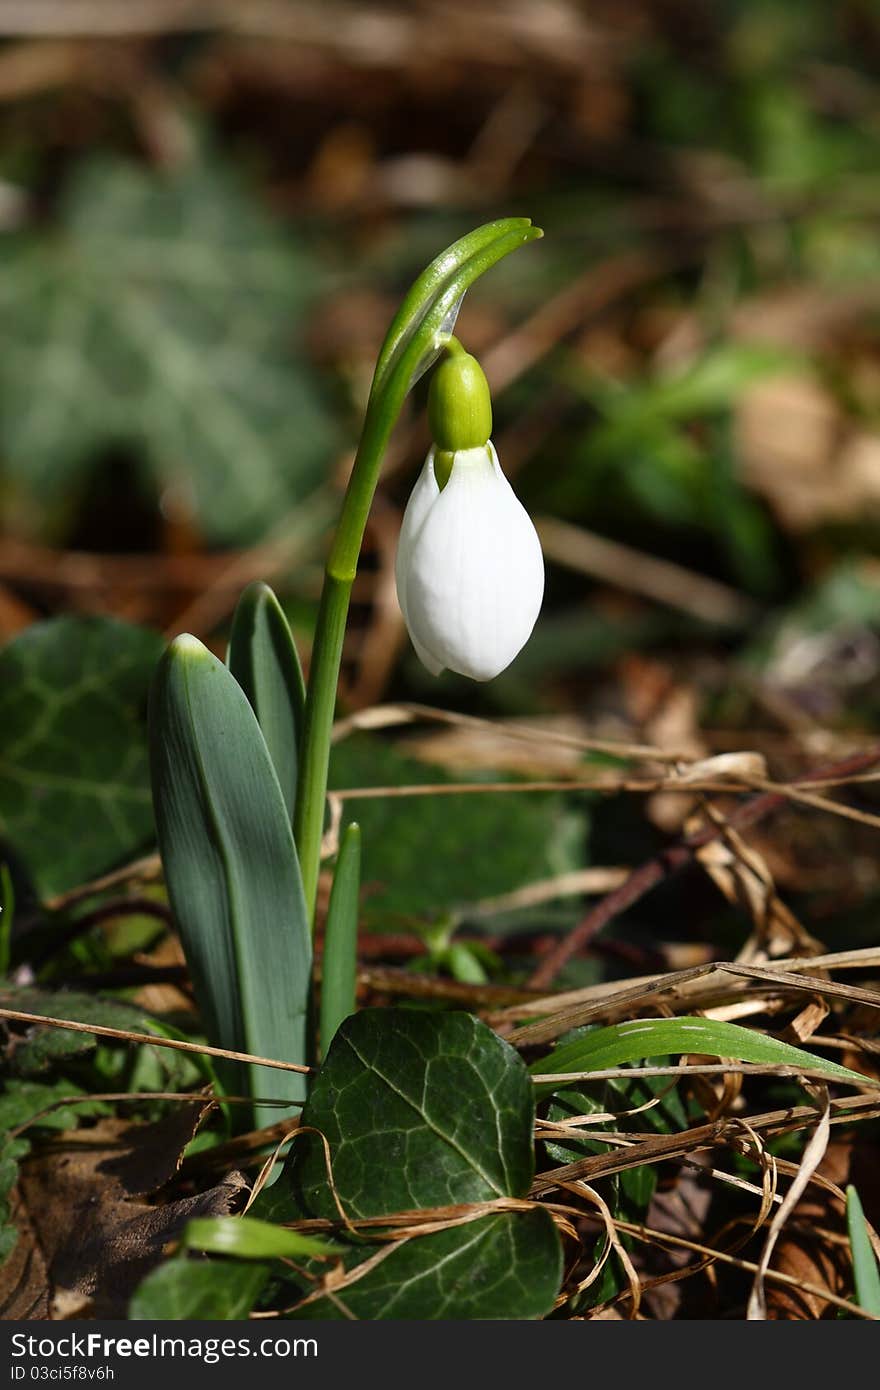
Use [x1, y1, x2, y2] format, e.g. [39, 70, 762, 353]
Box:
[292, 219, 542, 925]
[293, 399, 399, 919]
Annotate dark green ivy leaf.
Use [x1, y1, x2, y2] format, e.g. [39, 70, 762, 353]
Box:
[129, 1256, 269, 1321]
[0, 153, 336, 545]
[272, 1009, 562, 1320]
[0, 617, 164, 899]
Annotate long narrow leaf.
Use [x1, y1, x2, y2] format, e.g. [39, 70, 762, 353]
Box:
[530, 1016, 872, 1096]
[227, 581, 305, 821]
[319, 822, 361, 1055]
[184, 1215, 339, 1261]
[150, 634, 311, 1115]
[847, 1185, 880, 1315]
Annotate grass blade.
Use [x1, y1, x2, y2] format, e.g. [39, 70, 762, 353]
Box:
[184, 1215, 339, 1261]
[150, 634, 311, 1117]
[227, 581, 305, 821]
[531, 1015, 873, 1096]
[319, 822, 361, 1055]
[847, 1185, 880, 1315]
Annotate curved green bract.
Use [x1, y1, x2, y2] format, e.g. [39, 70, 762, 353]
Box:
[327, 221, 541, 584]
[530, 1015, 873, 1097]
[372, 218, 534, 395]
[227, 581, 305, 821]
[149, 634, 311, 1117]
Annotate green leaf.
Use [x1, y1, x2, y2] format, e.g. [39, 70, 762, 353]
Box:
[319, 823, 361, 1056]
[273, 1009, 562, 1319]
[0, 617, 164, 899]
[531, 1016, 872, 1095]
[546, 1070, 687, 1168]
[543, 1069, 687, 1309]
[847, 1185, 880, 1316]
[0, 986, 167, 1079]
[227, 583, 306, 822]
[287, 1009, 536, 1219]
[149, 635, 312, 1115]
[0, 154, 335, 545]
[184, 1215, 339, 1261]
[129, 1256, 269, 1320]
[293, 1209, 561, 1321]
[0, 1080, 108, 1136]
[0, 1132, 28, 1266]
[329, 734, 586, 920]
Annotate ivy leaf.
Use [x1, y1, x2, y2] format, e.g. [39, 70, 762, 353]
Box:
[329, 734, 586, 920]
[0, 154, 335, 544]
[130, 1258, 269, 1320]
[292, 1210, 561, 1321]
[273, 1009, 562, 1320]
[0, 986, 171, 1081]
[286, 1009, 535, 1219]
[0, 1133, 29, 1266]
[0, 617, 163, 899]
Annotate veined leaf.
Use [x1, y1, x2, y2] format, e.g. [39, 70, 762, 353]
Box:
[291, 1210, 561, 1321]
[227, 582, 305, 821]
[319, 822, 361, 1056]
[130, 1258, 268, 1321]
[287, 1009, 536, 1219]
[0, 617, 163, 899]
[530, 1016, 873, 1095]
[149, 635, 312, 1115]
[0, 154, 335, 544]
[272, 1009, 562, 1319]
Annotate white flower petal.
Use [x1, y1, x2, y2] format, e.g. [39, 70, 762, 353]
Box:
[403, 442, 544, 681]
[395, 449, 446, 675]
[395, 448, 437, 625]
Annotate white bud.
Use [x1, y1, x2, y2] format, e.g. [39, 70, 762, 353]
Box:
[395, 443, 544, 681]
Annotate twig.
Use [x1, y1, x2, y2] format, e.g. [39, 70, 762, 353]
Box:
[536, 514, 756, 627]
[527, 741, 880, 989]
[0, 1005, 311, 1075]
[600, 1215, 878, 1321]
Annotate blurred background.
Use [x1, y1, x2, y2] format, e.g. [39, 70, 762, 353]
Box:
[4, 0, 880, 955]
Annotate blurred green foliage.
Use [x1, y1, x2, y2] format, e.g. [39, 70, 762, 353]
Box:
[0, 616, 162, 898]
[0, 153, 336, 543]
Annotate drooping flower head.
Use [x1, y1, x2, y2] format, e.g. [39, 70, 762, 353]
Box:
[395, 343, 544, 681]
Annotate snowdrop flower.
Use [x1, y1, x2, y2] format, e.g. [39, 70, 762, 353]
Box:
[395, 346, 544, 681]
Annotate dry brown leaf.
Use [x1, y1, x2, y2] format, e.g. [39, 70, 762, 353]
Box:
[402, 716, 588, 778]
[736, 370, 880, 531]
[640, 1160, 715, 1318]
[691, 806, 820, 958]
[0, 1187, 50, 1319]
[764, 1140, 856, 1319]
[12, 1099, 245, 1318]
